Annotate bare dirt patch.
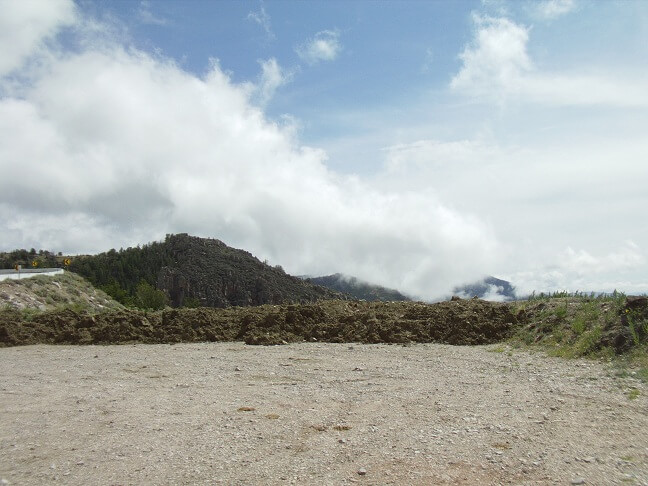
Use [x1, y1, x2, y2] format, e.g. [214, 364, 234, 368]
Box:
[1, 343, 646, 485]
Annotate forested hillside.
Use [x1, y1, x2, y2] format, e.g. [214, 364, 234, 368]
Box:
[69, 234, 345, 308]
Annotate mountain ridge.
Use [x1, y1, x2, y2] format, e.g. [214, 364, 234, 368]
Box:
[305, 273, 411, 302]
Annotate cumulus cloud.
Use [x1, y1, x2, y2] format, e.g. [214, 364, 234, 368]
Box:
[0, 4, 499, 300]
[451, 14, 648, 107]
[0, 0, 76, 77]
[451, 15, 531, 98]
[296, 30, 341, 65]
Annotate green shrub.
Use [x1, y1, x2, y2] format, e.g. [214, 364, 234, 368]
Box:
[183, 297, 201, 308]
[571, 317, 586, 336]
[135, 280, 167, 310]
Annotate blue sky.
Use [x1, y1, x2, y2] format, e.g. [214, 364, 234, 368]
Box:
[94, 0, 648, 171]
[1, 0, 647, 299]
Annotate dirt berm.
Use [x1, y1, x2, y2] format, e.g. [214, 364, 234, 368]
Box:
[0, 298, 519, 347]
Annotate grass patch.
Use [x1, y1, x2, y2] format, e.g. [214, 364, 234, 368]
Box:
[488, 344, 507, 353]
[627, 388, 640, 400]
[510, 293, 648, 372]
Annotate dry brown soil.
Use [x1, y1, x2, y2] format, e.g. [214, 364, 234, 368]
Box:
[1, 343, 647, 485]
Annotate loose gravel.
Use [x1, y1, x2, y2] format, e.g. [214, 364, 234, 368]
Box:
[1, 343, 647, 485]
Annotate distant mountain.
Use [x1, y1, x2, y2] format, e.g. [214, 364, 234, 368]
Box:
[70, 234, 346, 308]
[306, 273, 411, 302]
[453, 276, 517, 301]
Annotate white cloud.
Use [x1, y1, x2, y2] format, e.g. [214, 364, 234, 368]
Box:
[247, 4, 274, 41]
[138, 1, 167, 26]
[559, 243, 645, 276]
[0, 6, 499, 300]
[254, 58, 293, 106]
[535, 0, 576, 19]
[377, 135, 648, 296]
[296, 30, 341, 65]
[0, 0, 76, 77]
[451, 14, 648, 107]
[511, 242, 648, 296]
[451, 15, 531, 99]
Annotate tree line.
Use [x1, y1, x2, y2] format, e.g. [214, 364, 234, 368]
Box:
[0, 249, 62, 269]
[1, 241, 172, 310]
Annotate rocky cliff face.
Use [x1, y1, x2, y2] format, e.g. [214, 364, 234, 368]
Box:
[156, 234, 345, 308]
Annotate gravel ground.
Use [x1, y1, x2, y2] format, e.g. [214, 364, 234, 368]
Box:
[1, 343, 647, 485]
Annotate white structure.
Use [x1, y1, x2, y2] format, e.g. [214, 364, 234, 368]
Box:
[0, 268, 65, 282]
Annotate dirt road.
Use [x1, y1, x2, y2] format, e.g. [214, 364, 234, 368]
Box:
[1, 343, 646, 485]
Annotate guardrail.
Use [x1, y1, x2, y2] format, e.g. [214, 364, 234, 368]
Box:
[0, 268, 65, 282]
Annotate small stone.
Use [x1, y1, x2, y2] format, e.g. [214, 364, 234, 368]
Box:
[571, 479, 586, 485]
[338, 438, 347, 444]
[357, 468, 367, 476]
[234, 367, 242, 371]
[583, 457, 595, 463]
[1, 479, 10, 485]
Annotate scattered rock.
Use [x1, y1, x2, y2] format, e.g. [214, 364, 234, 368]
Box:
[357, 468, 367, 476]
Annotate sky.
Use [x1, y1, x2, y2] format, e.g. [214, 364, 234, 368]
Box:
[1, 0, 647, 300]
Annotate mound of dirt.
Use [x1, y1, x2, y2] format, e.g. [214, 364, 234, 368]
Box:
[0, 298, 519, 347]
[0, 272, 123, 312]
[600, 296, 648, 353]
